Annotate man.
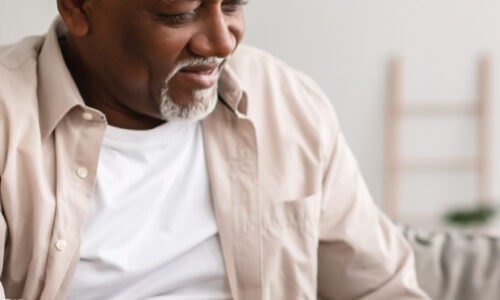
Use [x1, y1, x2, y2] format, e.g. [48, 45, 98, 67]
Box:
[0, 0, 429, 299]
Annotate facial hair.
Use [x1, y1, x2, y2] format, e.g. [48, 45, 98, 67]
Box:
[159, 57, 225, 121]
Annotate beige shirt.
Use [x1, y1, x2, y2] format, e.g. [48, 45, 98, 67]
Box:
[0, 18, 429, 300]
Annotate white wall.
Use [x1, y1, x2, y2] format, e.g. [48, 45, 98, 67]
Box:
[0, 0, 57, 44]
[1, 0, 499, 222]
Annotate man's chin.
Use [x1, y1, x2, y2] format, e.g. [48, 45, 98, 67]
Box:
[159, 86, 218, 122]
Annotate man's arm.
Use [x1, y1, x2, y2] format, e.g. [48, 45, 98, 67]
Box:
[0, 182, 6, 299]
[317, 129, 429, 300]
[0, 92, 6, 298]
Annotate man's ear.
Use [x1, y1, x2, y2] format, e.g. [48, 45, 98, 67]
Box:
[57, 0, 93, 36]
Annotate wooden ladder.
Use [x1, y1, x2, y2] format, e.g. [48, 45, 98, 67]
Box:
[383, 56, 493, 221]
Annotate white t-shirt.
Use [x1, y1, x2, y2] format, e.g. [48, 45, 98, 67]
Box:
[67, 121, 232, 300]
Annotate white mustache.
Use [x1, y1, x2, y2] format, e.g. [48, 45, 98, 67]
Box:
[166, 57, 226, 82]
[178, 57, 225, 69]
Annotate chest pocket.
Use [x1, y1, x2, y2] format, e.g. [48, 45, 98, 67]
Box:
[260, 193, 321, 298]
[262, 193, 321, 231]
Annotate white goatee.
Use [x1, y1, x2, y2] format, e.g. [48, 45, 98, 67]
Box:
[159, 57, 224, 122]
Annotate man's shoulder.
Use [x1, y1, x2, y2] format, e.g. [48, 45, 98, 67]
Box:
[228, 44, 282, 66]
[0, 36, 45, 172]
[228, 45, 340, 133]
[229, 45, 335, 107]
[228, 45, 301, 83]
[0, 36, 44, 110]
[0, 36, 44, 70]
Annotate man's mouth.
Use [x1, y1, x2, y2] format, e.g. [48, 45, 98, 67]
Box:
[176, 63, 221, 89]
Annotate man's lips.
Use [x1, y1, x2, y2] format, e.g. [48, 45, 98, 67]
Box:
[176, 64, 220, 89]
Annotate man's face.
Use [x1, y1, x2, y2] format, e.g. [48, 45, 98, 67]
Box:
[78, 0, 246, 121]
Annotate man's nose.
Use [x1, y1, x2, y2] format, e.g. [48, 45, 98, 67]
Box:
[189, 12, 236, 58]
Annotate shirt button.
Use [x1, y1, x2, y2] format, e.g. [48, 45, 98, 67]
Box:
[76, 167, 88, 179]
[56, 239, 67, 252]
[82, 112, 93, 121]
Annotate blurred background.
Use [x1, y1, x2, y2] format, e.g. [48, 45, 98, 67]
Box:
[1, 0, 499, 231]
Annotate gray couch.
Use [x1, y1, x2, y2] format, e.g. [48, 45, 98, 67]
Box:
[401, 225, 500, 300]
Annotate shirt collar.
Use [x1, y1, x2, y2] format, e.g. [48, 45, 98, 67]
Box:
[38, 17, 86, 140]
[218, 62, 249, 118]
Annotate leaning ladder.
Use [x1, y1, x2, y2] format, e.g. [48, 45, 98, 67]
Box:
[383, 56, 493, 221]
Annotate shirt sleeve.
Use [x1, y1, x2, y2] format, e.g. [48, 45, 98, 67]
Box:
[316, 129, 430, 300]
[0, 182, 6, 300]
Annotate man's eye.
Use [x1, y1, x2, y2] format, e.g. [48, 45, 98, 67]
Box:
[222, 0, 249, 13]
[160, 11, 197, 25]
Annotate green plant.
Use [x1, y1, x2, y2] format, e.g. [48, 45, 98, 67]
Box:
[444, 204, 497, 226]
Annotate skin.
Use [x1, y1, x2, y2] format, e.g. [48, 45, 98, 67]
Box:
[57, 0, 247, 129]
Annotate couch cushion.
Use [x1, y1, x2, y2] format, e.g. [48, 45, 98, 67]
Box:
[400, 225, 500, 300]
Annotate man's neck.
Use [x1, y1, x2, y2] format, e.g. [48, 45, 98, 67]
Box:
[59, 37, 165, 130]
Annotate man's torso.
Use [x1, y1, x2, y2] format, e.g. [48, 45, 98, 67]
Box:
[0, 20, 334, 300]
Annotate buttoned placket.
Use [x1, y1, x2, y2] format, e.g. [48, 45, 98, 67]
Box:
[232, 117, 262, 300]
[39, 107, 107, 300]
[202, 97, 263, 300]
